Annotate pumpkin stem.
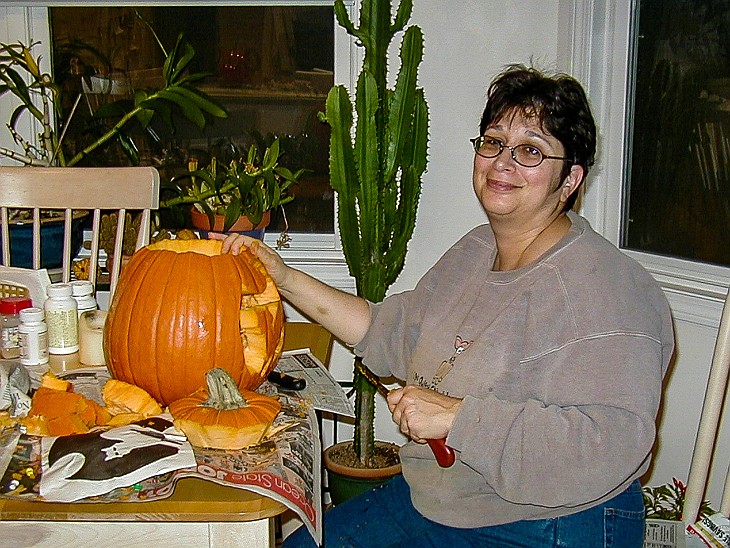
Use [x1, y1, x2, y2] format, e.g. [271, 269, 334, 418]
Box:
[202, 368, 249, 410]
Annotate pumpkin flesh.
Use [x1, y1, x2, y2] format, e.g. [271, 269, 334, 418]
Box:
[104, 239, 284, 406]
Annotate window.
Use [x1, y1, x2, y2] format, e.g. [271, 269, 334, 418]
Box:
[623, 0, 730, 267]
[1, 2, 355, 291]
[48, 5, 334, 235]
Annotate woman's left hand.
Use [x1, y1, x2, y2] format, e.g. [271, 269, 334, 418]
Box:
[387, 386, 461, 443]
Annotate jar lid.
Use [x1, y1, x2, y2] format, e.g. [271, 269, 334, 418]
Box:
[0, 296, 33, 314]
[46, 283, 73, 298]
[19, 307, 44, 322]
[70, 280, 94, 297]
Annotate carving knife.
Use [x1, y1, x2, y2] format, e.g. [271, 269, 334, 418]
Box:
[355, 361, 456, 468]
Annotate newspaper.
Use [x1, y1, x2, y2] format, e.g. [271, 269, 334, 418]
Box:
[0, 349, 340, 546]
[278, 349, 355, 417]
[645, 519, 688, 548]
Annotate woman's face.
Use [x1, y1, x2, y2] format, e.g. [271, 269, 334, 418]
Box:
[472, 111, 582, 226]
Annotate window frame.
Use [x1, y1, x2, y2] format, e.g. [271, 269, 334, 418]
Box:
[560, 0, 730, 328]
[0, 1, 357, 291]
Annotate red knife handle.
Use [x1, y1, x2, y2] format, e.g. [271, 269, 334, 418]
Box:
[427, 438, 455, 468]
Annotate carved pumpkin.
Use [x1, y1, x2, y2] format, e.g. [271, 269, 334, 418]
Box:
[104, 239, 284, 406]
[169, 367, 281, 449]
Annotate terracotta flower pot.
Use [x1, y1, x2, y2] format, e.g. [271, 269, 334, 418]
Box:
[189, 207, 270, 235]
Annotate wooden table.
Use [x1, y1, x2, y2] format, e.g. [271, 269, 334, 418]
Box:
[0, 322, 333, 548]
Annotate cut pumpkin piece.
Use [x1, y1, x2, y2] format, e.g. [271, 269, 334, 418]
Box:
[40, 371, 72, 392]
[48, 414, 90, 437]
[102, 379, 163, 417]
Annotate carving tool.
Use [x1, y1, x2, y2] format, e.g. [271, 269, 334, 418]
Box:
[268, 370, 306, 391]
[355, 361, 456, 468]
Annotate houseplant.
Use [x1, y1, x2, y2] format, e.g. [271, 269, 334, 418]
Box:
[0, 33, 226, 168]
[160, 137, 306, 237]
[319, 0, 428, 489]
[0, 28, 225, 267]
[643, 477, 715, 521]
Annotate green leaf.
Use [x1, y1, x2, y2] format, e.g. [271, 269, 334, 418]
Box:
[5, 66, 32, 106]
[169, 41, 195, 84]
[135, 107, 155, 129]
[94, 99, 134, 119]
[163, 34, 184, 83]
[334, 0, 358, 38]
[171, 85, 227, 118]
[154, 88, 206, 128]
[9, 104, 28, 129]
[117, 132, 141, 165]
[263, 138, 279, 170]
[136, 96, 173, 127]
[223, 199, 243, 232]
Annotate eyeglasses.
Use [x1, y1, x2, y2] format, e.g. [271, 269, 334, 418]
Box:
[470, 136, 569, 168]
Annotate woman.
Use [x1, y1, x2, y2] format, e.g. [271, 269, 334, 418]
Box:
[215, 65, 674, 547]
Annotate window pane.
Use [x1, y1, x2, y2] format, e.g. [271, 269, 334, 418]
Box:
[623, 0, 730, 265]
[49, 5, 334, 234]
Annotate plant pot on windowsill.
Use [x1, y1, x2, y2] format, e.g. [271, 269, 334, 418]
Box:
[323, 441, 401, 506]
[189, 207, 270, 240]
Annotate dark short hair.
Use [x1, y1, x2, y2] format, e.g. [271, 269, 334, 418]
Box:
[479, 65, 597, 211]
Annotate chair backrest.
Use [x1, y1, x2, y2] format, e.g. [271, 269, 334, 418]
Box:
[683, 285, 730, 525]
[282, 322, 334, 366]
[0, 166, 160, 299]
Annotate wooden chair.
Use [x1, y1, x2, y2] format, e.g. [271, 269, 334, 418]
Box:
[0, 166, 159, 298]
[683, 285, 730, 526]
[282, 322, 334, 365]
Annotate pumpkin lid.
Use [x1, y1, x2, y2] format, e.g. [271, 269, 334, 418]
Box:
[0, 296, 33, 314]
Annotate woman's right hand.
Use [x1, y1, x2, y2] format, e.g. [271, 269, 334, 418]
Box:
[209, 233, 290, 288]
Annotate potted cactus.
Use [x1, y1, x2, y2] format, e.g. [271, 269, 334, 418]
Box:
[319, 0, 428, 493]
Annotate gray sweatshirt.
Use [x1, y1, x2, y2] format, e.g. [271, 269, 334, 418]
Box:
[355, 212, 674, 527]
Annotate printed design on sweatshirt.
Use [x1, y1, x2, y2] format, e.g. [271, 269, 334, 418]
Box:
[432, 336, 472, 385]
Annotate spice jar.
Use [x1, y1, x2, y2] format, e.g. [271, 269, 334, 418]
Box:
[0, 296, 33, 359]
[70, 280, 98, 318]
[44, 283, 79, 355]
[19, 307, 49, 366]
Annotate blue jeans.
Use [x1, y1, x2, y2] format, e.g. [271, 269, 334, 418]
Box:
[283, 475, 645, 547]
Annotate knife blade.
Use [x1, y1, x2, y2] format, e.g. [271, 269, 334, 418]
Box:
[355, 361, 456, 468]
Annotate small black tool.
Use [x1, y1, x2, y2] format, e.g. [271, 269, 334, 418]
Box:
[268, 370, 306, 391]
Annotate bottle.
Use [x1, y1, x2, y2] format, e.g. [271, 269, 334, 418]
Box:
[0, 296, 33, 359]
[19, 307, 49, 366]
[70, 280, 98, 318]
[44, 283, 79, 354]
